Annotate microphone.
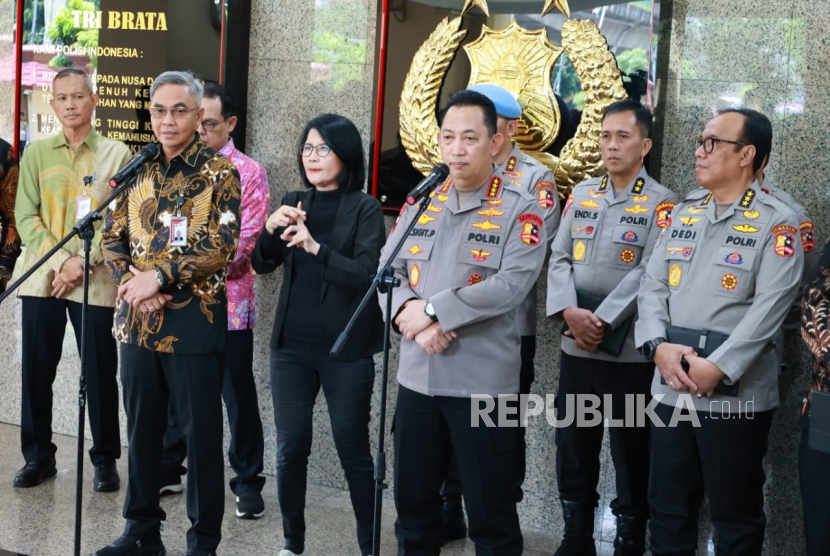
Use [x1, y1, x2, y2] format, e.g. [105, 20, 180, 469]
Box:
[406, 163, 450, 205]
[109, 143, 160, 188]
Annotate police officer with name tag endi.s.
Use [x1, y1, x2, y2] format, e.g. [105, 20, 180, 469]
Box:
[433, 83, 562, 542]
[379, 90, 547, 555]
[636, 109, 803, 556]
[546, 100, 677, 556]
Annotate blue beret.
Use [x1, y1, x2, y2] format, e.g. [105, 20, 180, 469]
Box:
[467, 84, 522, 119]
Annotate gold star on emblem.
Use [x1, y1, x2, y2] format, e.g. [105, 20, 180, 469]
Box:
[541, 0, 570, 17]
[462, 0, 489, 16]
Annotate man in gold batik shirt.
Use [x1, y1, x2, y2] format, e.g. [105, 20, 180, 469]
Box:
[13, 68, 130, 492]
[98, 71, 241, 556]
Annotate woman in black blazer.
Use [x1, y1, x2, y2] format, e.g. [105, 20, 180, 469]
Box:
[252, 114, 385, 556]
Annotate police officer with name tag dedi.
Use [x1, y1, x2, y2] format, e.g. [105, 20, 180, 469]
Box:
[635, 109, 803, 556]
[547, 100, 677, 556]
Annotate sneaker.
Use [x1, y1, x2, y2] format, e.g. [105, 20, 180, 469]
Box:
[94, 532, 166, 555]
[236, 491, 265, 519]
[278, 550, 304, 556]
[159, 477, 183, 496]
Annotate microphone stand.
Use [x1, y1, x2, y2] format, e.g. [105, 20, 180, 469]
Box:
[331, 193, 434, 556]
[0, 174, 138, 556]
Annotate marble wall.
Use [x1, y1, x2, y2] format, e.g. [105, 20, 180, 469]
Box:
[0, 0, 826, 553]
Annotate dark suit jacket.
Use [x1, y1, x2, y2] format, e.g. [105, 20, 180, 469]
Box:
[252, 187, 386, 361]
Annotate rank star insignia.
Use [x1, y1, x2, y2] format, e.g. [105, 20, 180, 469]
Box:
[633, 195, 649, 203]
[574, 240, 586, 261]
[486, 176, 502, 198]
[418, 214, 437, 225]
[669, 264, 682, 287]
[724, 251, 743, 265]
[408, 244, 424, 255]
[632, 177, 646, 194]
[599, 175, 609, 192]
[740, 189, 755, 207]
[468, 273, 483, 286]
[732, 223, 760, 233]
[625, 205, 649, 214]
[470, 249, 492, 261]
[409, 264, 421, 287]
[580, 199, 600, 209]
[680, 217, 700, 227]
[743, 209, 760, 220]
[477, 207, 505, 217]
[620, 248, 636, 264]
[621, 229, 639, 243]
[473, 219, 501, 231]
[722, 273, 738, 290]
[774, 233, 795, 257]
[506, 155, 518, 172]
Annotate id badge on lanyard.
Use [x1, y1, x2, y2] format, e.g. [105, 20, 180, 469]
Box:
[170, 196, 187, 247]
[76, 173, 95, 220]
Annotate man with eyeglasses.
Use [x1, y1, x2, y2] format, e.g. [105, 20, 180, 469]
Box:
[635, 108, 803, 556]
[97, 71, 241, 556]
[158, 82, 270, 521]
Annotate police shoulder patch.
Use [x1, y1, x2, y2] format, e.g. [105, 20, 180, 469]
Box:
[518, 212, 544, 246]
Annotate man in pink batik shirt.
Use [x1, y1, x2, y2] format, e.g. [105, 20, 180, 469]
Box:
[161, 83, 271, 520]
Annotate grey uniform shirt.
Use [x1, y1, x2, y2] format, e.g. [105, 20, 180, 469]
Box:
[636, 181, 804, 412]
[498, 142, 561, 336]
[378, 169, 547, 398]
[547, 168, 678, 362]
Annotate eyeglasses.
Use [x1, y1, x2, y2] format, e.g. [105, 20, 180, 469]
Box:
[199, 119, 225, 132]
[694, 136, 747, 154]
[301, 143, 331, 157]
[149, 106, 199, 120]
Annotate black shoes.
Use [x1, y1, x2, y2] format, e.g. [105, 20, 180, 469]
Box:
[159, 476, 184, 496]
[235, 491, 265, 519]
[94, 460, 121, 492]
[613, 514, 647, 556]
[13, 459, 57, 488]
[94, 532, 166, 556]
[555, 500, 597, 556]
[440, 495, 468, 545]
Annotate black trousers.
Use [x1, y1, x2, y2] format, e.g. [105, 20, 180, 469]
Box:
[443, 335, 536, 499]
[394, 385, 523, 555]
[271, 342, 376, 556]
[649, 402, 774, 556]
[120, 343, 225, 552]
[162, 329, 265, 494]
[555, 351, 653, 519]
[799, 425, 830, 556]
[20, 296, 120, 465]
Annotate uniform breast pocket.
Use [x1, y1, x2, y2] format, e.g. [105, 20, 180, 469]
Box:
[707, 247, 758, 299]
[455, 243, 505, 287]
[401, 237, 436, 294]
[611, 224, 647, 269]
[663, 240, 698, 290]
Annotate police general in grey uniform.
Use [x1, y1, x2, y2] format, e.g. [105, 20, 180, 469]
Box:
[436, 84, 562, 541]
[547, 100, 677, 556]
[379, 90, 547, 555]
[636, 108, 803, 556]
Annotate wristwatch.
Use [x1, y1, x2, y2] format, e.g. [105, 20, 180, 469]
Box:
[638, 337, 666, 361]
[424, 300, 438, 322]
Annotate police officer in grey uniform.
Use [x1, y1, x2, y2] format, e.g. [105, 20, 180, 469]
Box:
[437, 84, 562, 541]
[379, 90, 547, 555]
[636, 109, 803, 556]
[547, 100, 677, 556]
